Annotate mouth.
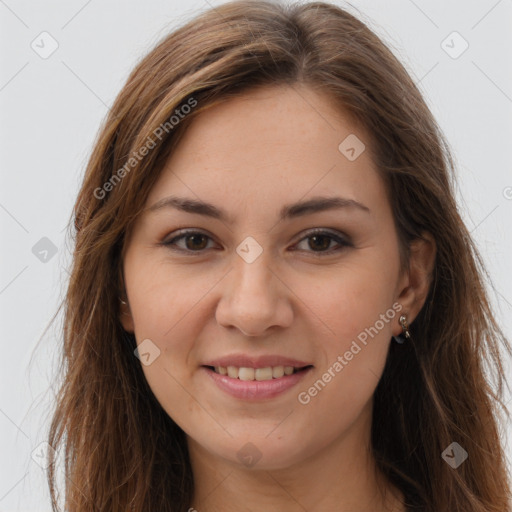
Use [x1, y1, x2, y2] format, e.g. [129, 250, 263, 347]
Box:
[202, 364, 314, 381]
[201, 363, 315, 400]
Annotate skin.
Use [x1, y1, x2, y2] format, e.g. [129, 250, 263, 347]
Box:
[120, 84, 436, 511]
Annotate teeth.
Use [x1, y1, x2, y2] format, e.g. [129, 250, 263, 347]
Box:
[213, 365, 302, 381]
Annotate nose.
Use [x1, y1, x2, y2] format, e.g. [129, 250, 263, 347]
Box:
[215, 252, 293, 337]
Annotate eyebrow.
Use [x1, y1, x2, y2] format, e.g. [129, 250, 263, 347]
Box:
[146, 195, 370, 223]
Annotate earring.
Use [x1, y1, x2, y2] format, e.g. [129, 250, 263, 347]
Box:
[392, 314, 411, 344]
[120, 298, 127, 305]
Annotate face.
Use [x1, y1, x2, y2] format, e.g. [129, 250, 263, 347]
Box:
[120, 84, 414, 471]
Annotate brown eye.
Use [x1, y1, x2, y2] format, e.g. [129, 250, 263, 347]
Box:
[162, 230, 215, 252]
[161, 228, 352, 256]
[182, 233, 209, 251]
[294, 229, 352, 254]
[306, 234, 333, 251]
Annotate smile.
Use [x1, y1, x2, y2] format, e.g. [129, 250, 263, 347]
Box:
[202, 365, 314, 400]
[207, 365, 311, 381]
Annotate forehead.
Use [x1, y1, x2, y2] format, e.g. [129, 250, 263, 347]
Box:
[144, 84, 386, 222]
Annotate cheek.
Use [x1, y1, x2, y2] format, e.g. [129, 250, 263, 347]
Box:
[125, 257, 220, 396]
[296, 257, 398, 411]
[125, 261, 209, 425]
[311, 259, 397, 347]
[126, 255, 208, 340]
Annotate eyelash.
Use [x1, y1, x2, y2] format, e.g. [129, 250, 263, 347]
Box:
[160, 228, 353, 256]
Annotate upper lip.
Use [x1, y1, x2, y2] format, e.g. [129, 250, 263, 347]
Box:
[202, 354, 313, 369]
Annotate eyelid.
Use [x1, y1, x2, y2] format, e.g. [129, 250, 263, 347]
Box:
[160, 227, 353, 255]
[292, 228, 353, 254]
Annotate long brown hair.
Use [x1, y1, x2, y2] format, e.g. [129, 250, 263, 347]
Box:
[46, 1, 512, 510]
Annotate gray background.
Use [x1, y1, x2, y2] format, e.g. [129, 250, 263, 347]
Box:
[1, 0, 511, 509]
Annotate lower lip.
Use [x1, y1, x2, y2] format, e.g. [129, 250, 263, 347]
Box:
[201, 366, 313, 400]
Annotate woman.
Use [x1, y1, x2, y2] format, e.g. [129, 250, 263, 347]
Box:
[47, 1, 512, 511]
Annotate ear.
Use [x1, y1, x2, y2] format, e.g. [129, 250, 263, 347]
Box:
[120, 298, 135, 333]
[118, 264, 135, 333]
[393, 231, 436, 336]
